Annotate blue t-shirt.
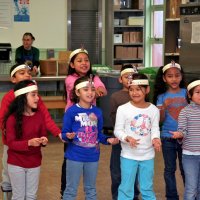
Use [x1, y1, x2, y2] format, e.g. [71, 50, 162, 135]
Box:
[61, 104, 109, 162]
[157, 88, 187, 138]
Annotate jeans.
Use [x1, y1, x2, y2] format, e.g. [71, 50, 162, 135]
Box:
[182, 154, 200, 200]
[118, 157, 155, 200]
[8, 164, 40, 200]
[162, 139, 185, 200]
[63, 159, 98, 200]
[110, 143, 140, 200]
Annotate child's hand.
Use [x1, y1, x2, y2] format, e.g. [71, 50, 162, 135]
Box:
[125, 136, 140, 148]
[152, 138, 161, 152]
[170, 131, 183, 139]
[40, 136, 48, 145]
[95, 87, 106, 97]
[107, 137, 119, 145]
[28, 138, 41, 147]
[66, 132, 76, 139]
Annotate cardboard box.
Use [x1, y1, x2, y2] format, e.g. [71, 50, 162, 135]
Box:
[137, 47, 144, 59]
[127, 17, 144, 26]
[114, 34, 122, 43]
[58, 61, 68, 75]
[115, 46, 124, 58]
[123, 32, 130, 43]
[132, 0, 144, 10]
[130, 32, 143, 43]
[40, 60, 57, 76]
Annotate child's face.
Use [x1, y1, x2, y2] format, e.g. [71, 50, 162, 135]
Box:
[76, 86, 96, 106]
[26, 91, 39, 110]
[191, 85, 200, 105]
[119, 72, 133, 90]
[11, 69, 32, 84]
[163, 68, 182, 90]
[70, 53, 90, 76]
[129, 85, 149, 104]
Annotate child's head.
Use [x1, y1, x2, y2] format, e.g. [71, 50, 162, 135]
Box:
[10, 63, 32, 84]
[153, 61, 186, 104]
[71, 76, 95, 105]
[4, 80, 38, 139]
[128, 73, 150, 103]
[187, 79, 200, 104]
[67, 48, 92, 76]
[119, 64, 138, 90]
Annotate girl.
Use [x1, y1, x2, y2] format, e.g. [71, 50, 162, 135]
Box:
[3, 80, 48, 200]
[61, 48, 107, 197]
[171, 79, 200, 200]
[153, 61, 187, 200]
[61, 76, 118, 200]
[114, 73, 161, 200]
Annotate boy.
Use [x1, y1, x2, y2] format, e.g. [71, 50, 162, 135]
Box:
[110, 64, 140, 200]
[0, 63, 62, 192]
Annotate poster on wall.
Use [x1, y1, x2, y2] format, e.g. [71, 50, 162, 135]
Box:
[0, 0, 12, 28]
[13, 0, 30, 22]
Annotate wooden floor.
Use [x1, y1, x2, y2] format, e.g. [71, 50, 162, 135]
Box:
[0, 135, 184, 200]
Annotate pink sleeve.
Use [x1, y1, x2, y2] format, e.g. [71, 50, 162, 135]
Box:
[93, 75, 106, 89]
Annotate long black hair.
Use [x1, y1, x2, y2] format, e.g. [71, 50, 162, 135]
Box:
[153, 65, 186, 105]
[63, 50, 93, 100]
[3, 80, 37, 139]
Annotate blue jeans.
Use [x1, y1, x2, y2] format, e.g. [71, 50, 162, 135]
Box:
[118, 157, 155, 200]
[162, 139, 185, 200]
[63, 159, 98, 200]
[110, 144, 140, 200]
[182, 154, 200, 200]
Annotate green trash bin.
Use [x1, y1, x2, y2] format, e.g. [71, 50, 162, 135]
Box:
[138, 67, 160, 103]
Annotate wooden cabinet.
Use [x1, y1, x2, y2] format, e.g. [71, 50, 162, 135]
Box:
[105, 0, 145, 69]
[164, 0, 181, 64]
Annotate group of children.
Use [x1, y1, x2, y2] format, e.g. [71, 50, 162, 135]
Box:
[0, 48, 200, 200]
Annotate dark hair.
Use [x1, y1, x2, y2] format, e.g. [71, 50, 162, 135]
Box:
[10, 63, 21, 77]
[187, 79, 200, 103]
[23, 32, 35, 40]
[120, 64, 137, 72]
[153, 65, 186, 105]
[130, 73, 150, 102]
[3, 80, 37, 139]
[70, 76, 93, 104]
[63, 52, 93, 100]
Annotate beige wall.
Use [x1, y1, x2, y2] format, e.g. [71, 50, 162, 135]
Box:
[0, 0, 67, 49]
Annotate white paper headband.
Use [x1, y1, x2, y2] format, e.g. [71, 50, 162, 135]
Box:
[162, 62, 181, 73]
[69, 48, 88, 63]
[10, 64, 31, 77]
[187, 80, 200, 92]
[75, 81, 94, 90]
[129, 79, 149, 86]
[14, 85, 38, 97]
[120, 68, 138, 76]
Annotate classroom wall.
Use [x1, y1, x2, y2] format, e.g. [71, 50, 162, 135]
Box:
[0, 0, 67, 49]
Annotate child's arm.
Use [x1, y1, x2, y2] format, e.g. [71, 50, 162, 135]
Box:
[38, 96, 62, 139]
[156, 94, 166, 123]
[93, 76, 107, 96]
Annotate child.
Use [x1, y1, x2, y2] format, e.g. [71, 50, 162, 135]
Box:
[0, 63, 61, 192]
[61, 48, 107, 197]
[62, 76, 118, 200]
[171, 79, 200, 200]
[153, 61, 187, 200]
[3, 80, 48, 199]
[109, 64, 140, 200]
[114, 73, 161, 200]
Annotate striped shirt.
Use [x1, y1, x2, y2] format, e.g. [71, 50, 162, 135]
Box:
[178, 102, 200, 155]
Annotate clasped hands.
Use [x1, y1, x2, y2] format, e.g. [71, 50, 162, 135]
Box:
[28, 136, 48, 147]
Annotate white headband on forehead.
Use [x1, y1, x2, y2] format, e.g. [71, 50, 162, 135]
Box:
[75, 81, 94, 90]
[187, 80, 200, 92]
[69, 48, 88, 63]
[10, 64, 31, 77]
[14, 85, 38, 97]
[162, 62, 181, 73]
[120, 68, 138, 76]
[129, 79, 149, 86]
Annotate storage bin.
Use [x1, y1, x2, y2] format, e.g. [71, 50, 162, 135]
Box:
[58, 60, 68, 75]
[40, 60, 57, 76]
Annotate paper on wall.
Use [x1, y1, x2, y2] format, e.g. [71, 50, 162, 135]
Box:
[191, 21, 200, 43]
